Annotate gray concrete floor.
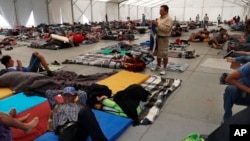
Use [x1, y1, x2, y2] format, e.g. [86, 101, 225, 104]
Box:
[0, 26, 247, 140]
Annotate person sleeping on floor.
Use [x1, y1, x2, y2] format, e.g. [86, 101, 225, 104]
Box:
[95, 84, 151, 126]
[188, 28, 209, 42]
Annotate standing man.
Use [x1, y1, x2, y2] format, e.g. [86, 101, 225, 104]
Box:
[196, 14, 200, 23]
[151, 5, 172, 75]
[204, 13, 209, 28]
[142, 14, 146, 26]
[217, 14, 221, 25]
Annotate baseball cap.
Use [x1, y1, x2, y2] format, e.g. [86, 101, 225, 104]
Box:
[62, 86, 76, 95]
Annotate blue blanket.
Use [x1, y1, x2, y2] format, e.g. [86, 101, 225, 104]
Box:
[34, 109, 132, 141]
[0, 92, 46, 114]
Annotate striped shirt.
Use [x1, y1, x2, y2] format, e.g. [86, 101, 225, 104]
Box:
[46, 90, 87, 130]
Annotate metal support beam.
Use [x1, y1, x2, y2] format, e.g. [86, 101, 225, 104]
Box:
[118, 3, 120, 21]
[46, 0, 50, 24]
[48, 0, 54, 4]
[71, 0, 74, 23]
[91, 0, 93, 22]
[128, 4, 130, 20]
[224, 0, 246, 7]
[183, 0, 186, 21]
[13, 0, 18, 26]
[221, 0, 224, 21]
[74, 1, 92, 22]
[201, 0, 204, 20]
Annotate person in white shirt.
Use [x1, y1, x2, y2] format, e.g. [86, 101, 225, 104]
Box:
[217, 14, 222, 25]
[196, 14, 200, 23]
[204, 14, 209, 28]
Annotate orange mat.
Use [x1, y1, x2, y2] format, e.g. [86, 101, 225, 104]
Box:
[97, 70, 150, 94]
[0, 87, 13, 99]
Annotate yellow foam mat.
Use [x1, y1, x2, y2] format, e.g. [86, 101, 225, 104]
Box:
[97, 70, 150, 95]
[0, 88, 13, 99]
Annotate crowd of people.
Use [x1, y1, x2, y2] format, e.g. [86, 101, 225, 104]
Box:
[1, 3, 250, 141]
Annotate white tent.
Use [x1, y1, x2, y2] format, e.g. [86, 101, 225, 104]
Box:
[0, 0, 249, 28]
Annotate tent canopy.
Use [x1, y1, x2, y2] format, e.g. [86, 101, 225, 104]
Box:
[0, 0, 249, 28]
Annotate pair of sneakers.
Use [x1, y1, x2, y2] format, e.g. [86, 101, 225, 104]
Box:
[151, 65, 166, 75]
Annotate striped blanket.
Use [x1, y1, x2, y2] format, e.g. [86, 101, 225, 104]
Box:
[63, 53, 122, 69]
[139, 75, 182, 125]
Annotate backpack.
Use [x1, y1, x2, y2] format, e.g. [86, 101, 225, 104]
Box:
[123, 59, 146, 72]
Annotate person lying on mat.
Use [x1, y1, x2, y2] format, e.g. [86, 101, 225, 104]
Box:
[46, 86, 107, 141]
[96, 95, 142, 117]
[0, 108, 39, 141]
[96, 84, 151, 126]
[0, 51, 53, 76]
[0, 38, 17, 48]
[223, 62, 250, 122]
[188, 28, 209, 42]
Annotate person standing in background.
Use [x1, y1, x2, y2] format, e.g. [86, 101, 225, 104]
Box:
[151, 5, 172, 75]
[142, 14, 146, 26]
[217, 14, 221, 26]
[196, 14, 200, 23]
[204, 13, 209, 28]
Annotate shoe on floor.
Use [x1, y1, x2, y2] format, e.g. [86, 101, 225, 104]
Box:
[160, 69, 166, 75]
[151, 65, 161, 71]
[62, 59, 68, 64]
[38, 67, 45, 72]
[47, 71, 54, 77]
[51, 60, 60, 65]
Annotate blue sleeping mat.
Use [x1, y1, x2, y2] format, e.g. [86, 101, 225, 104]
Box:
[34, 109, 132, 141]
[0, 92, 46, 114]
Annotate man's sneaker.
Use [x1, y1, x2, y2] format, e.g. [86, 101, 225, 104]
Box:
[160, 69, 166, 75]
[151, 66, 161, 71]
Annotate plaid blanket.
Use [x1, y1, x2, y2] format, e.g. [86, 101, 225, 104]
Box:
[64, 53, 122, 69]
[100, 43, 150, 55]
[148, 62, 189, 72]
[139, 75, 182, 125]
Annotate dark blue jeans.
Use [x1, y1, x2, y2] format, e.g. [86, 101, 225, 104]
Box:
[27, 53, 41, 72]
[58, 107, 107, 141]
[223, 85, 250, 121]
